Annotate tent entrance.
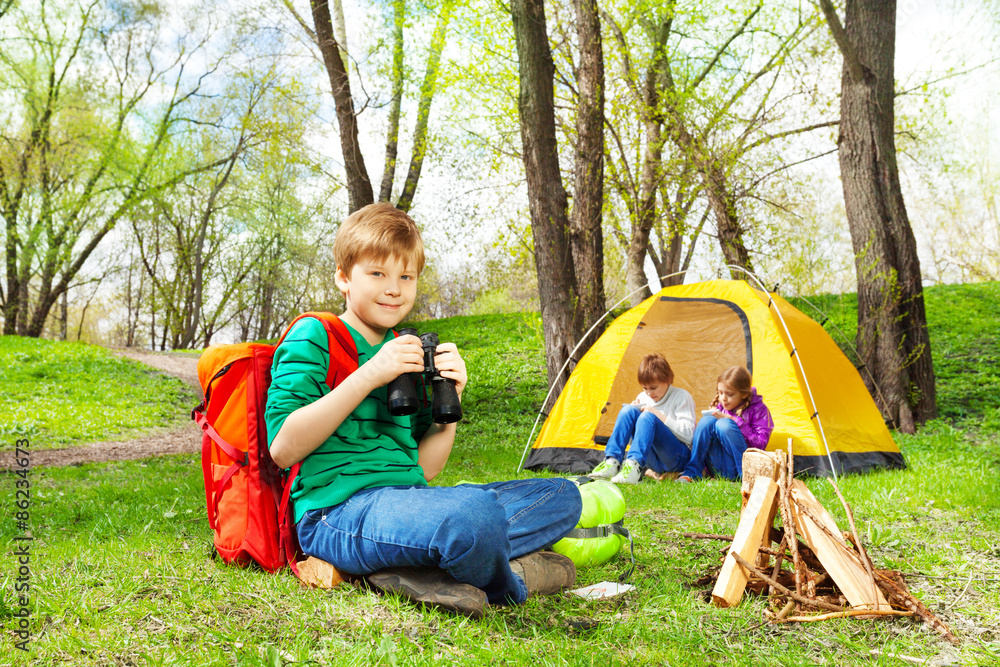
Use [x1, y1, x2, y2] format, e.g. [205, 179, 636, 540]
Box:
[593, 297, 753, 443]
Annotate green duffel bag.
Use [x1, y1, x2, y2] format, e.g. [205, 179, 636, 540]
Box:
[552, 477, 634, 579]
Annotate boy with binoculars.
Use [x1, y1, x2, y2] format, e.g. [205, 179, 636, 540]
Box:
[265, 203, 581, 617]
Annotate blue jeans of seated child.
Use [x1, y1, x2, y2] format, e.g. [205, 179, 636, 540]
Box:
[295, 478, 582, 606]
[682, 416, 748, 480]
[604, 405, 691, 473]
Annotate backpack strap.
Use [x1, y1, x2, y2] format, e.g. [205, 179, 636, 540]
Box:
[274, 312, 359, 577]
[563, 520, 629, 540]
[279, 463, 302, 577]
[194, 409, 249, 529]
[563, 520, 635, 582]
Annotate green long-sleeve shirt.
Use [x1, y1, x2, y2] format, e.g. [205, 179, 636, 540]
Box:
[265, 317, 432, 522]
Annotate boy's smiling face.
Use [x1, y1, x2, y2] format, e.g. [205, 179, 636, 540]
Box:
[336, 254, 418, 343]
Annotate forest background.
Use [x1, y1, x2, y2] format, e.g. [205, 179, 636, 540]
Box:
[1, 0, 997, 351]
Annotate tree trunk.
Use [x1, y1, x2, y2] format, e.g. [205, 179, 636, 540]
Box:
[396, 0, 454, 213]
[703, 163, 753, 276]
[658, 50, 754, 278]
[821, 0, 937, 429]
[330, 0, 349, 74]
[180, 151, 240, 349]
[666, 116, 753, 277]
[511, 0, 578, 392]
[3, 211, 17, 334]
[60, 287, 68, 340]
[627, 16, 687, 302]
[311, 0, 373, 213]
[569, 0, 606, 341]
[604, 11, 669, 306]
[379, 0, 405, 202]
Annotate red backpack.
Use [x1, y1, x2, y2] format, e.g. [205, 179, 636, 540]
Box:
[191, 312, 358, 575]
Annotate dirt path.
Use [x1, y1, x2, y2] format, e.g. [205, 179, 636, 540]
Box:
[0, 350, 204, 470]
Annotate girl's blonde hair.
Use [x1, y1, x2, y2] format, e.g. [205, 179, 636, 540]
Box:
[716, 366, 753, 415]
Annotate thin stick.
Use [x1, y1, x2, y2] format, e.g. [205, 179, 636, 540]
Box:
[682, 532, 734, 541]
[766, 536, 787, 598]
[782, 446, 803, 606]
[869, 649, 933, 666]
[730, 552, 846, 613]
[874, 570, 960, 645]
[828, 476, 881, 610]
[775, 599, 796, 620]
[778, 609, 915, 623]
[904, 573, 1000, 583]
[944, 572, 977, 612]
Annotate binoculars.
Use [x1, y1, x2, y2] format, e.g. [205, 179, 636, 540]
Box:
[386, 329, 463, 424]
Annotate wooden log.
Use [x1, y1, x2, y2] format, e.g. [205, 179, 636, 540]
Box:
[828, 477, 881, 606]
[740, 449, 783, 509]
[758, 485, 780, 568]
[789, 480, 888, 610]
[297, 556, 347, 589]
[712, 476, 779, 607]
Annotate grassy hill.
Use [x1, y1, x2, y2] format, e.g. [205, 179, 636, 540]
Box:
[0, 337, 197, 451]
[2, 283, 998, 665]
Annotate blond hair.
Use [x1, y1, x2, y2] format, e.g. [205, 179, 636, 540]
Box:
[333, 202, 425, 275]
[716, 366, 753, 415]
[638, 353, 674, 385]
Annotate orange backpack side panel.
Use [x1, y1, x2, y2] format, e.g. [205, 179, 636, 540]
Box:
[193, 314, 357, 574]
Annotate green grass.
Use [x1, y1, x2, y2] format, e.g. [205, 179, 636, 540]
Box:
[3, 286, 1000, 665]
[0, 337, 198, 451]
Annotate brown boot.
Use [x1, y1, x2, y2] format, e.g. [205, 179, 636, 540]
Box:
[367, 567, 487, 618]
[509, 551, 576, 596]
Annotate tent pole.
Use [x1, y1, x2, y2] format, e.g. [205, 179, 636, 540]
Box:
[725, 266, 840, 481]
[516, 271, 690, 472]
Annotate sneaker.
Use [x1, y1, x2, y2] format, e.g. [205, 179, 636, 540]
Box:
[611, 459, 642, 484]
[509, 551, 576, 596]
[588, 458, 620, 479]
[675, 475, 693, 483]
[367, 567, 487, 618]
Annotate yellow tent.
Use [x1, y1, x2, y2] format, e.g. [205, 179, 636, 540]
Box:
[523, 280, 904, 477]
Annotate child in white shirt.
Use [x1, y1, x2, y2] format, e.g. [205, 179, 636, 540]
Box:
[588, 354, 696, 484]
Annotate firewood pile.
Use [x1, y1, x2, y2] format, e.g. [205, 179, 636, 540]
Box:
[686, 448, 958, 644]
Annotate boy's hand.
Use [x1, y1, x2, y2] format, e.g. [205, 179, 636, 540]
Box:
[432, 342, 467, 397]
[365, 334, 425, 388]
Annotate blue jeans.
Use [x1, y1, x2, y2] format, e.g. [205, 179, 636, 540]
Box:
[603, 405, 691, 473]
[295, 478, 582, 605]
[682, 416, 748, 480]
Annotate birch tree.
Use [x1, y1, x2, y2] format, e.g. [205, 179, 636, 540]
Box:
[285, 0, 457, 213]
[600, 1, 836, 300]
